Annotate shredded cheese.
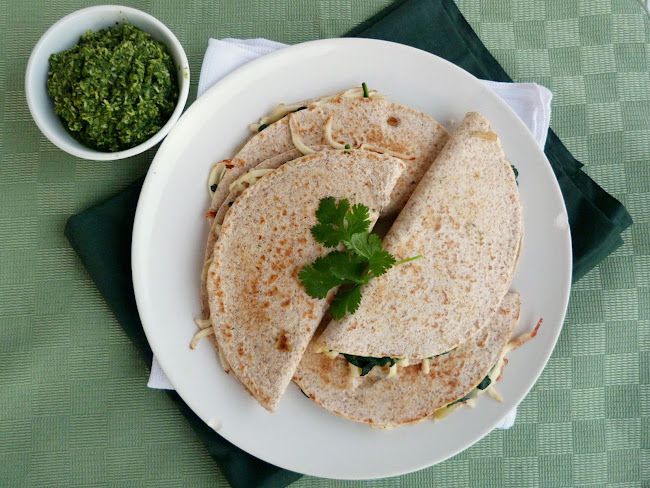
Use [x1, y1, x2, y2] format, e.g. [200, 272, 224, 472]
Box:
[349, 363, 362, 378]
[339, 86, 383, 99]
[200, 257, 213, 287]
[190, 327, 214, 350]
[228, 168, 274, 196]
[508, 318, 543, 350]
[324, 350, 339, 360]
[324, 115, 346, 150]
[359, 143, 415, 161]
[208, 162, 227, 198]
[421, 358, 431, 374]
[430, 317, 543, 420]
[194, 318, 212, 329]
[248, 86, 384, 132]
[387, 363, 398, 378]
[249, 102, 307, 132]
[289, 113, 315, 155]
[486, 387, 503, 403]
[470, 130, 498, 141]
[397, 358, 410, 368]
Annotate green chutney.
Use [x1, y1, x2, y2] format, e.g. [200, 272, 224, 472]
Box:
[47, 23, 179, 152]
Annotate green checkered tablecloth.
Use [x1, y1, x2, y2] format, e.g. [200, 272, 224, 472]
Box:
[1, 0, 648, 486]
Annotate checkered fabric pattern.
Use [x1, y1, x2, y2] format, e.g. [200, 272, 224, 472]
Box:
[0, 1, 647, 486]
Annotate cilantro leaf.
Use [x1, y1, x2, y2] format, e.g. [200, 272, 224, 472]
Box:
[311, 223, 345, 248]
[315, 197, 349, 225]
[349, 233, 396, 277]
[325, 251, 367, 284]
[298, 256, 343, 298]
[312, 197, 351, 247]
[345, 204, 371, 236]
[348, 232, 382, 260]
[368, 249, 397, 277]
[301, 197, 420, 320]
[329, 285, 362, 319]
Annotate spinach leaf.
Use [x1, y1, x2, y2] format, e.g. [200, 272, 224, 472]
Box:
[342, 354, 397, 376]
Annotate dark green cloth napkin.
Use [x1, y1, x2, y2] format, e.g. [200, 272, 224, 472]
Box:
[65, 0, 633, 486]
[349, 0, 632, 281]
[65, 178, 301, 488]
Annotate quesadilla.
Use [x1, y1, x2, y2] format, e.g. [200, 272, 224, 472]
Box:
[201, 88, 449, 313]
[207, 86, 448, 220]
[205, 150, 405, 411]
[315, 112, 523, 361]
[197, 86, 449, 374]
[293, 292, 522, 428]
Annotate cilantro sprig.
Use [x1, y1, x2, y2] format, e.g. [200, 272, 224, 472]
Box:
[299, 197, 421, 319]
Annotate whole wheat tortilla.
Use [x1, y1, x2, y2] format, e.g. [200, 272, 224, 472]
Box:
[293, 292, 521, 427]
[206, 150, 405, 411]
[201, 89, 447, 316]
[208, 89, 448, 220]
[200, 90, 448, 366]
[201, 90, 448, 300]
[316, 112, 523, 360]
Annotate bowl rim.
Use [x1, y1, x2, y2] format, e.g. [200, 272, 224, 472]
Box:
[25, 4, 190, 161]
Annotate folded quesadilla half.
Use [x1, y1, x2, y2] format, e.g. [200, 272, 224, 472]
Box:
[294, 292, 524, 428]
[205, 150, 405, 411]
[315, 112, 523, 361]
[201, 88, 449, 316]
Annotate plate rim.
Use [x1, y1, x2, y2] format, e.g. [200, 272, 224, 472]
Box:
[132, 37, 572, 479]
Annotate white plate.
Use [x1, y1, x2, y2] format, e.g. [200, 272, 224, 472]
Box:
[132, 38, 571, 480]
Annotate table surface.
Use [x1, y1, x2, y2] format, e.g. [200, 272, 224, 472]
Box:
[1, 1, 648, 486]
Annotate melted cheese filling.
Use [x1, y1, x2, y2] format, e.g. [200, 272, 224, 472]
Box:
[208, 162, 227, 198]
[431, 320, 542, 421]
[228, 168, 274, 196]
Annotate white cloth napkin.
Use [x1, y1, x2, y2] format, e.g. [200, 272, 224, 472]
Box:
[148, 38, 553, 430]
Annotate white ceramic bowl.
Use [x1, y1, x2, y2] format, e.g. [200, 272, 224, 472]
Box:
[25, 5, 190, 160]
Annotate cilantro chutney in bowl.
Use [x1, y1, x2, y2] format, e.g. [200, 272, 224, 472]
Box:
[26, 5, 190, 160]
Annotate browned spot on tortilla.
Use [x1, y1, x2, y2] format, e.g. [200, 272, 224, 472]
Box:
[237, 344, 245, 356]
[275, 330, 292, 352]
[267, 273, 278, 284]
[441, 290, 450, 305]
[473, 171, 481, 179]
[447, 378, 459, 388]
[297, 237, 307, 245]
[280, 298, 291, 308]
[222, 159, 234, 168]
[259, 217, 265, 224]
[499, 307, 509, 316]
[281, 208, 288, 216]
[261, 300, 270, 309]
[303, 302, 317, 319]
[205, 210, 217, 219]
[387, 116, 399, 127]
